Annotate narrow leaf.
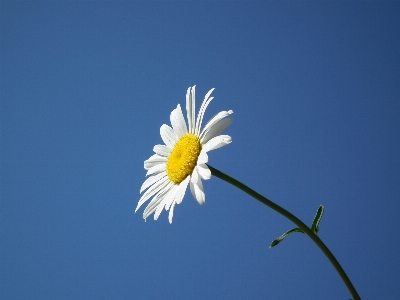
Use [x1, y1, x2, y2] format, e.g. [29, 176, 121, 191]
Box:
[270, 227, 304, 248]
[311, 205, 324, 234]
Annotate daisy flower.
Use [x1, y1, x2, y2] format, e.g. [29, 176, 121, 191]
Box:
[136, 85, 233, 223]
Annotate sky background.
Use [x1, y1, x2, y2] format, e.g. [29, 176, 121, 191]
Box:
[2, 1, 400, 299]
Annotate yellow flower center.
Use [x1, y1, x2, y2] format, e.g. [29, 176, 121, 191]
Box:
[166, 133, 201, 184]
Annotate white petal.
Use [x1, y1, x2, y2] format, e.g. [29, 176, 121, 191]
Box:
[200, 110, 233, 140]
[136, 176, 169, 212]
[165, 179, 188, 210]
[146, 163, 166, 176]
[195, 88, 215, 136]
[143, 196, 164, 220]
[191, 165, 199, 183]
[162, 179, 188, 223]
[154, 185, 179, 220]
[143, 182, 174, 219]
[186, 86, 196, 134]
[143, 188, 167, 218]
[168, 202, 176, 224]
[200, 118, 233, 144]
[153, 145, 171, 157]
[144, 154, 167, 170]
[160, 124, 178, 148]
[140, 171, 166, 193]
[190, 172, 205, 205]
[202, 135, 232, 153]
[197, 151, 208, 165]
[170, 104, 188, 137]
[197, 163, 211, 180]
[174, 176, 189, 205]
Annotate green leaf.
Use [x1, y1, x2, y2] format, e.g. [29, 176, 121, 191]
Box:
[311, 205, 324, 234]
[269, 227, 304, 248]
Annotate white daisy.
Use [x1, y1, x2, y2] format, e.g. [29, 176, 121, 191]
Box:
[136, 85, 233, 223]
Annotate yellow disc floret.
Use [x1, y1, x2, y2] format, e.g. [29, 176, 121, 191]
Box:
[167, 133, 201, 184]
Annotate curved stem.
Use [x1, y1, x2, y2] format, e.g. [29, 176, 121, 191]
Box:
[208, 164, 360, 300]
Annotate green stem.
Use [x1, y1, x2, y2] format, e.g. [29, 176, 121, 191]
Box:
[208, 164, 360, 300]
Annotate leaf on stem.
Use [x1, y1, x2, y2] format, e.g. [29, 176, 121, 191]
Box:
[311, 205, 324, 234]
[269, 227, 304, 248]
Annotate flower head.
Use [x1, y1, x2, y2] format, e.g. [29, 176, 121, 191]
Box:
[136, 86, 233, 223]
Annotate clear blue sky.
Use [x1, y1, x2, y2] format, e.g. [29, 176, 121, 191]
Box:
[2, 2, 400, 299]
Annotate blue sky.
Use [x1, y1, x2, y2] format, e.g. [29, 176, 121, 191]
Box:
[2, 2, 400, 299]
